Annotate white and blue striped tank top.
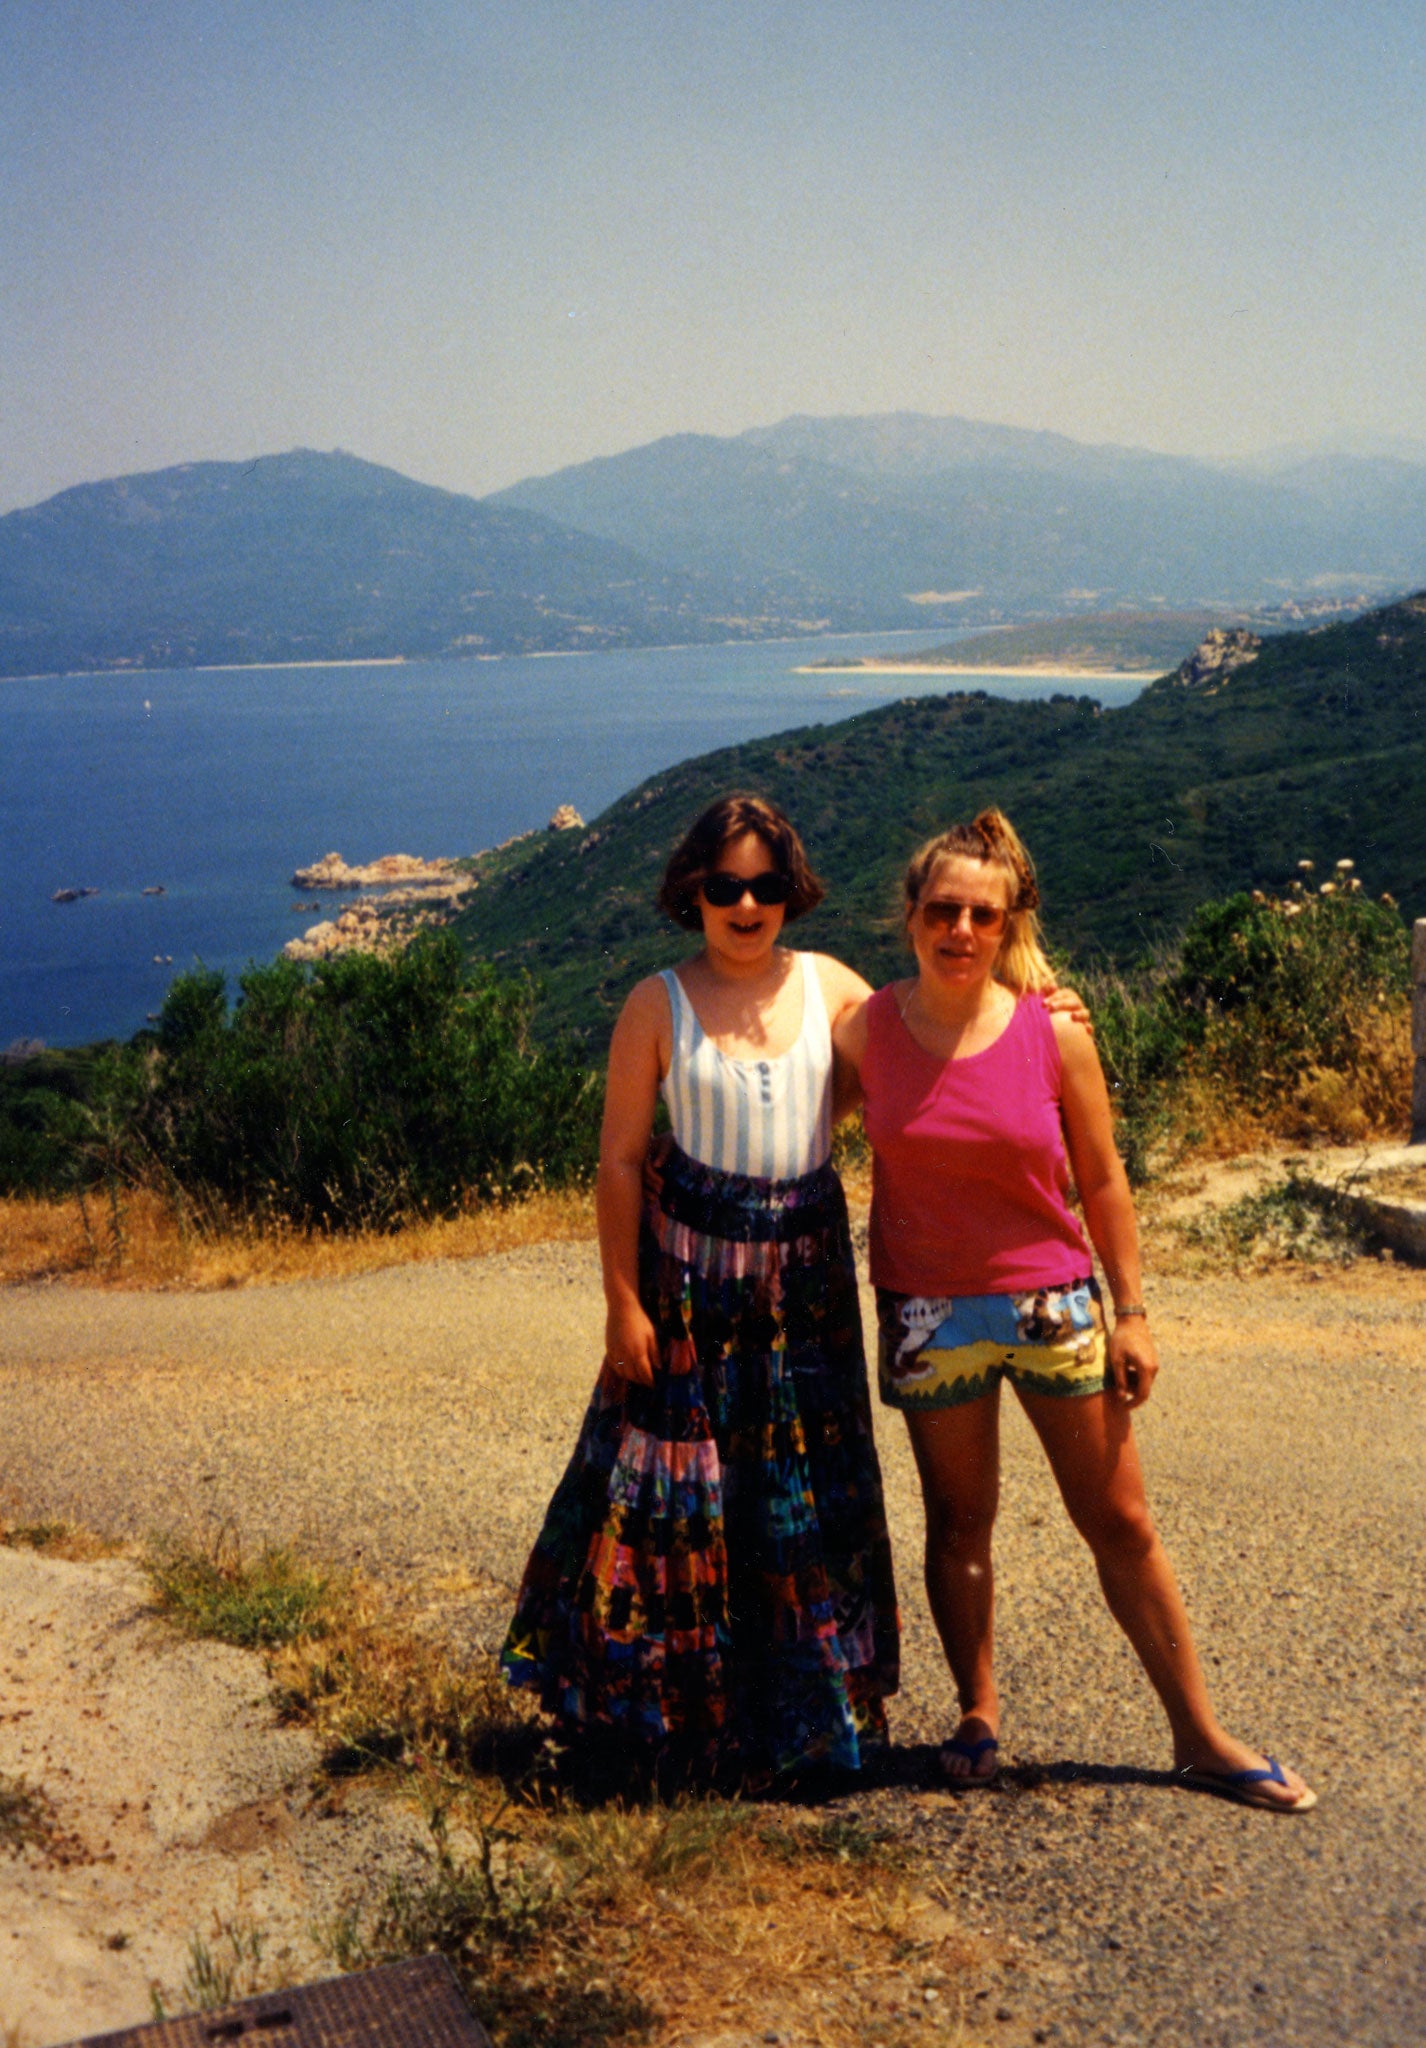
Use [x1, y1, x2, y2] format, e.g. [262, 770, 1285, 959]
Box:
[659, 952, 834, 1181]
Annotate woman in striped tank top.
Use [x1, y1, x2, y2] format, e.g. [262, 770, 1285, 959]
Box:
[502, 794, 901, 1784]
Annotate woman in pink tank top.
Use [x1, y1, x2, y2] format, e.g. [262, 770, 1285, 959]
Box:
[836, 809, 1316, 1814]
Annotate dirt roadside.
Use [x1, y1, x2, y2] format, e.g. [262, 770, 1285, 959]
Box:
[2, 1224, 1424, 2047]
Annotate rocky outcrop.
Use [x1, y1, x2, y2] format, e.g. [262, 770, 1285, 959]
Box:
[1172, 628, 1262, 691]
[291, 851, 468, 890]
[548, 804, 585, 831]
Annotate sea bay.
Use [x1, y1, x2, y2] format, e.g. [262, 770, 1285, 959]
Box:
[1, 633, 1147, 1049]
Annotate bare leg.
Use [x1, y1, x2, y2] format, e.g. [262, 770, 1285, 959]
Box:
[1018, 1389, 1314, 1809]
[904, 1393, 1003, 1779]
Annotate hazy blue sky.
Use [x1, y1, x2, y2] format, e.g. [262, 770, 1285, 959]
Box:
[3, 0, 1423, 513]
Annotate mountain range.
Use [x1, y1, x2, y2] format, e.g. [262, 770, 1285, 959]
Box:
[4, 416, 1426, 676]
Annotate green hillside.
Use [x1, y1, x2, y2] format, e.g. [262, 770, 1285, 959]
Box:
[451, 595, 1426, 1045]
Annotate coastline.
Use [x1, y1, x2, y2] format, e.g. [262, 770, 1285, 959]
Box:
[0, 628, 958, 685]
[795, 659, 1163, 680]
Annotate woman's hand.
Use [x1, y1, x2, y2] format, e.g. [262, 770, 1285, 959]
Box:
[1044, 983, 1093, 1033]
[641, 1129, 674, 1203]
[1106, 1316, 1159, 1408]
[603, 1299, 660, 1387]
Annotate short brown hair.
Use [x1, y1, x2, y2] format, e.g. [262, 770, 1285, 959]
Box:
[657, 793, 825, 932]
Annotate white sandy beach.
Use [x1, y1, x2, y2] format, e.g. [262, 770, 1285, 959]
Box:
[795, 660, 1162, 680]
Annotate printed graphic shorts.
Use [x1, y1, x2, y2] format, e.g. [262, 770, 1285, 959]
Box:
[876, 1280, 1109, 1410]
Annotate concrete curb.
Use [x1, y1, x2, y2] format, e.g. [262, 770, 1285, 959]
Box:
[1299, 1140, 1426, 1264]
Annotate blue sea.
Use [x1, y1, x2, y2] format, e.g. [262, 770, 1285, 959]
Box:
[1, 634, 1146, 1049]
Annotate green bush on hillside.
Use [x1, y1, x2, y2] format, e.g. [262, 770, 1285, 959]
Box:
[117, 933, 599, 1228]
[0, 1046, 113, 1197]
[1091, 861, 1412, 1170]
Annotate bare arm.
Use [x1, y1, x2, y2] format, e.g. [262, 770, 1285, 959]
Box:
[1052, 1012, 1158, 1407]
[596, 976, 670, 1385]
[814, 954, 874, 1122]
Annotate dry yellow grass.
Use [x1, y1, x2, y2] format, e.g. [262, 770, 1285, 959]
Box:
[0, 1184, 597, 1291]
[138, 1536, 982, 2046]
[1168, 997, 1413, 1158]
[425, 1801, 982, 2048]
[0, 1518, 125, 1563]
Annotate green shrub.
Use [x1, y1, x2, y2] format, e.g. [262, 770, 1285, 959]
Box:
[0, 1046, 111, 1196]
[1087, 861, 1412, 1172]
[119, 933, 600, 1228]
[1169, 868, 1409, 1089]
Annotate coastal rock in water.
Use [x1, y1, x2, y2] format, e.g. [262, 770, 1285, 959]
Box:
[1172, 628, 1262, 691]
[283, 902, 383, 963]
[291, 851, 464, 889]
[280, 890, 464, 964]
[51, 886, 99, 904]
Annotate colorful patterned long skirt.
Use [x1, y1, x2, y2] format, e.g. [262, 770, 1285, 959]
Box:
[500, 1145, 900, 1783]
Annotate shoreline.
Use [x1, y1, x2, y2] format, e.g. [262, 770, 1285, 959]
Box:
[796, 659, 1163, 680]
[0, 628, 969, 685]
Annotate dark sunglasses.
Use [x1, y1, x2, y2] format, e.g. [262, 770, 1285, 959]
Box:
[700, 870, 793, 908]
[918, 898, 1007, 932]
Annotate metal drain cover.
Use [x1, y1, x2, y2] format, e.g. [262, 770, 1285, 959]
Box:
[62, 1957, 492, 2048]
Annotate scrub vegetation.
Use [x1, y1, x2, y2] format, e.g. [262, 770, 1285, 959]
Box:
[1085, 865, 1412, 1179]
[0, 1774, 54, 1857]
[0, 934, 601, 1282]
[125, 1531, 964, 2047]
[449, 593, 1426, 1037]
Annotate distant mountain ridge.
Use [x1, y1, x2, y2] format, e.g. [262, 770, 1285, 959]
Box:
[0, 449, 790, 677]
[496, 412, 1426, 625]
[5, 416, 1426, 676]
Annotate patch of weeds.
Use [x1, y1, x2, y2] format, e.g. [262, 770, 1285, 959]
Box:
[2, 1521, 70, 1551]
[0, 1511, 123, 1561]
[476, 1980, 656, 2048]
[756, 1812, 900, 1867]
[182, 1914, 271, 2010]
[1176, 1166, 1379, 1268]
[272, 1610, 544, 1783]
[330, 1801, 652, 2048]
[145, 1530, 335, 1649]
[0, 1773, 54, 1856]
[327, 1784, 957, 2048]
[550, 1796, 751, 1901]
[150, 1913, 298, 2021]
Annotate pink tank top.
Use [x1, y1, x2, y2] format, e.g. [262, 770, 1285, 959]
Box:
[862, 986, 1092, 1296]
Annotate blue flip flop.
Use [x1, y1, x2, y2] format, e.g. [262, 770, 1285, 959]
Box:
[1179, 1756, 1317, 1813]
[940, 1732, 1000, 1787]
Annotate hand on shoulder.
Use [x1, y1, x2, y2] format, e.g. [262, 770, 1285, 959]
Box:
[1042, 982, 1093, 1034]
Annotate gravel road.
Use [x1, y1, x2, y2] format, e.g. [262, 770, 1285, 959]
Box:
[3, 1244, 1424, 2048]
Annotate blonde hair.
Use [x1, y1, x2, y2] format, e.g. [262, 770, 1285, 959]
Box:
[902, 808, 1056, 994]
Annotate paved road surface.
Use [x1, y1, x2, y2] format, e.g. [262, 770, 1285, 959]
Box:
[3, 1247, 1423, 2047]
